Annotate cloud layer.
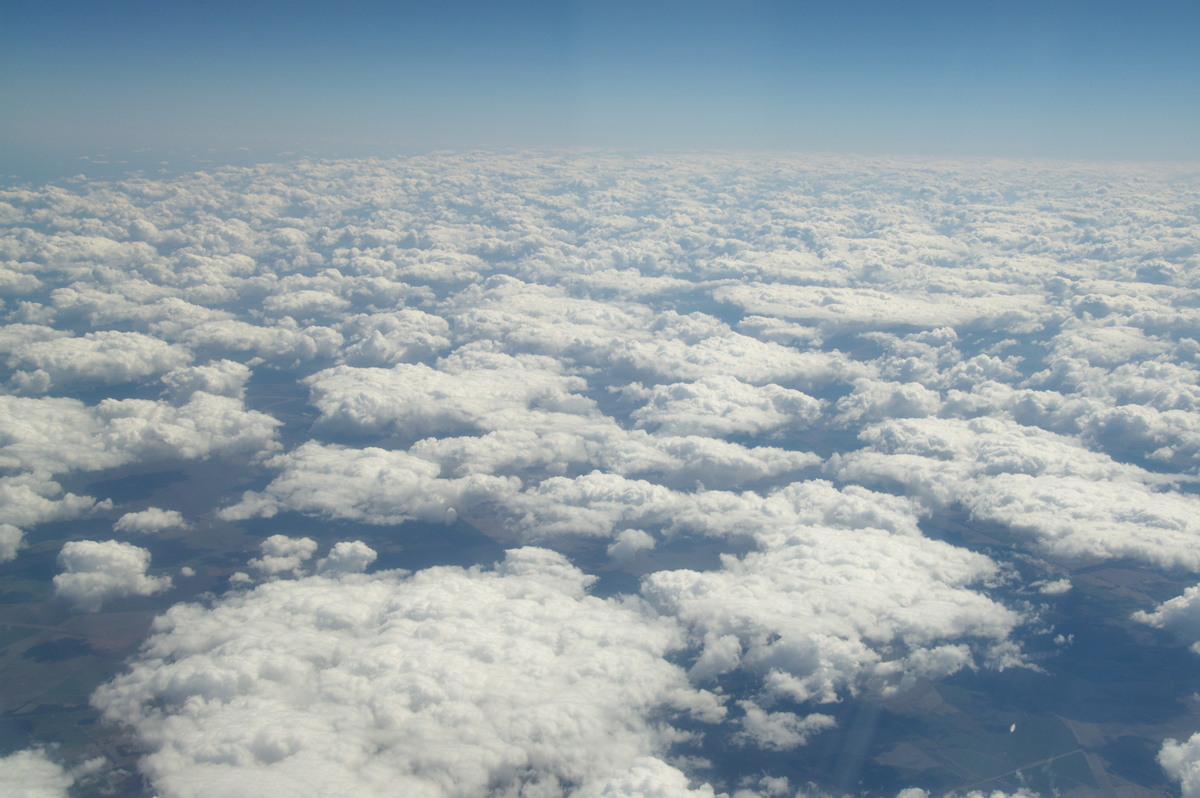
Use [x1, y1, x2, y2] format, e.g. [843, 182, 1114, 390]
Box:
[2, 150, 1197, 794]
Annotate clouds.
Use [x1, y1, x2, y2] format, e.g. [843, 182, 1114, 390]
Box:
[630, 376, 822, 437]
[92, 548, 721, 798]
[0, 391, 280, 477]
[0, 523, 23, 562]
[5, 330, 191, 392]
[3, 151, 1199, 794]
[53, 540, 172, 612]
[1161, 733, 1200, 798]
[833, 416, 1200, 569]
[1134, 585, 1200, 654]
[114, 507, 190, 534]
[0, 748, 73, 798]
[219, 442, 516, 526]
[642, 482, 1022, 704]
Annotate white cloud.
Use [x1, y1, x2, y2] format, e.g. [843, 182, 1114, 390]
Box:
[177, 319, 343, 366]
[833, 378, 942, 425]
[1133, 585, 1200, 654]
[0, 393, 280, 477]
[608, 528, 656, 561]
[338, 309, 452, 366]
[220, 442, 517, 525]
[833, 416, 1200, 569]
[0, 748, 73, 798]
[503, 471, 681, 541]
[53, 540, 172, 612]
[1161, 733, 1200, 798]
[630, 376, 823, 437]
[641, 481, 1022, 702]
[114, 507, 189, 534]
[5, 330, 191, 391]
[643, 534, 1019, 704]
[713, 282, 1043, 333]
[161, 359, 252, 401]
[92, 548, 721, 798]
[734, 701, 836, 751]
[248, 534, 318, 578]
[315, 540, 378, 575]
[0, 474, 106, 530]
[304, 355, 588, 439]
[0, 523, 24, 562]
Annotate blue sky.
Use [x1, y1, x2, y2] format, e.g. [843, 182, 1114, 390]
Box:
[3, 0, 1199, 170]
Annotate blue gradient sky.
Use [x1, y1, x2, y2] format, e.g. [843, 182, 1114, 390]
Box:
[3, 0, 1198, 170]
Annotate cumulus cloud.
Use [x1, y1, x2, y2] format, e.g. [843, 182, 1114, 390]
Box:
[0, 522, 25, 562]
[5, 330, 191, 391]
[315, 540, 378, 575]
[713, 282, 1043, 333]
[630, 375, 823, 437]
[833, 416, 1200, 569]
[833, 378, 942, 425]
[0, 474, 107, 530]
[643, 527, 1020, 703]
[304, 355, 588, 440]
[338, 309, 452, 366]
[53, 540, 172, 612]
[734, 701, 836, 750]
[1133, 585, 1200, 654]
[1161, 733, 1200, 798]
[0, 393, 280, 477]
[248, 534, 318, 578]
[92, 548, 721, 798]
[161, 359, 252, 401]
[608, 528, 656, 561]
[114, 507, 189, 534]
[0, 748, 73, 798]
[220, 442, 517, 525]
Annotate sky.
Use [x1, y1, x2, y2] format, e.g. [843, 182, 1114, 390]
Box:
[3, 0, 1200, 171]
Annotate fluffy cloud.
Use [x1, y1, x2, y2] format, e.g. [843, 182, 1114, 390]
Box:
[833, 378, 942, 425]
[53, 540, 172, 612]
[734, 701, 836, 751]
[92, 548, 721, 798]
[161, 359, 252, 401]
[338, 309, 452, 366]
[712, 282, 1043, 333]
[0, 522, 23, 562]
[176, 319, 343, 366]
[630, 376, 823, 437]
[1133, 586, 1200, 654]
[0, 748, 73, 798]
[304, 355, 588, 439]
[114, 507, 189, 534]
[5, 330, 191, 391]
[833, 416, 1200, 569]
[0, 474, 106, 530]
[607, 529, 656, 561]
[220, 442, 517, 525]
[0, 393, 280, 477]
[643, 523, 1020, 702]
[248, 534, 318, 578]
[315, 540, 378, 575]
[1161, 733, 1200, 798]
